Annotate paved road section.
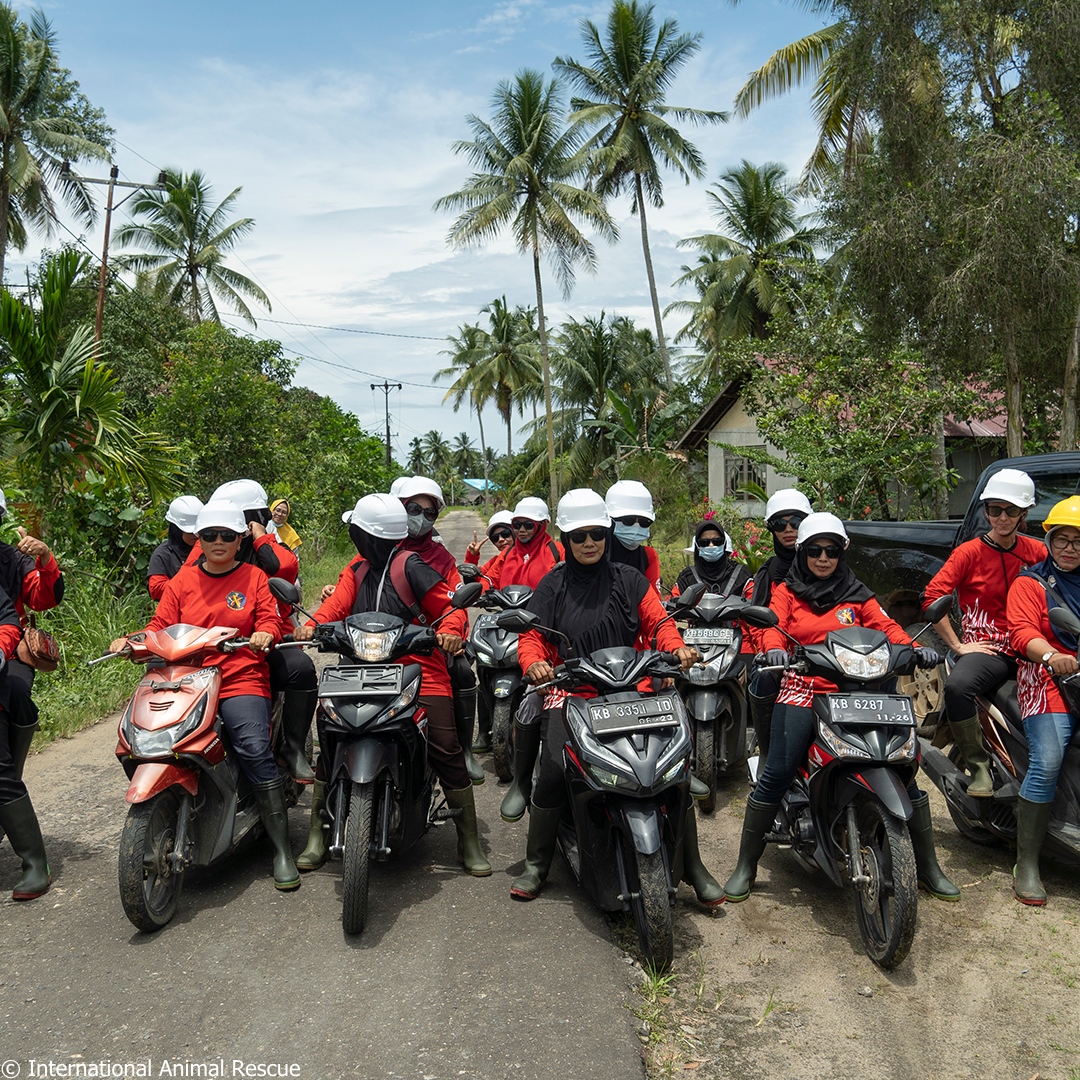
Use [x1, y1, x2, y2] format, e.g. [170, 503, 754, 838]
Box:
[0, 511, 645, 1080]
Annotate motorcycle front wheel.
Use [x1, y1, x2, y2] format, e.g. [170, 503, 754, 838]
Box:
[623, 839, 674, 972]
[342, 780, 376, 935]
[491, 700, 514, 782]
[851, 799, 918, 969]
[694, 719, 717, 814]
[118, 790, 185, 932]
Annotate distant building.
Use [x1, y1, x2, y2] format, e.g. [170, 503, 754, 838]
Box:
[459, 478, 499, 506]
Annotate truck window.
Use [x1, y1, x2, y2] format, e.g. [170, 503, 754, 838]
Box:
[1024, 476, 1080, 535]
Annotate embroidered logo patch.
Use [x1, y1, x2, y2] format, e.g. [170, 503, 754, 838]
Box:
[836, 607, 855, 626]
[226, 591, 247, 611]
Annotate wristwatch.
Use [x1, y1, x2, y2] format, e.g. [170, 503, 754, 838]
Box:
[1040, 650, 1055, 665]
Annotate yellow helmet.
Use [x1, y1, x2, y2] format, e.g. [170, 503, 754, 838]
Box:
[1041, 495, 1080, 534]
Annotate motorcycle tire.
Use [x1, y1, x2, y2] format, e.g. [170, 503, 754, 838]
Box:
[851, 799, 918, 970]
[342, 780, 376, 935]
[944, 746, 1005, 847]
[694, 719, 717, 814]
[624, 842, 674, 973]
[491, 700, 514, 783]
[118, 790, 185, 932]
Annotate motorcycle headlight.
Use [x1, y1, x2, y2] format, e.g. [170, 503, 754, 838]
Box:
[660, 760, 686, 785]
[888, 726, 917, 761]
[833, 642, 891, 679]
[587, 765, 639, 791]
[347, 625, 402, 662]
[126, 694, 208, 758]
[686, 653, 731, 685]
[472, 644, 494, 664]
[387, 675, 421, 719]
[818, 719, 871, 760]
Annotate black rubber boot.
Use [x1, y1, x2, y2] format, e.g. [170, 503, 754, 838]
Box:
[253, 779, 300, 891]
[281, 691, 316, 783]
[454, 687, 485, 785]
[682, 807, 724, 907]
[500, 720, 542, 823]
[473, 687, 492, 753]
[0, 722, 37, 847]
[444, 785, 492, 876]
[0, 794, 50, 900]
[510, 803, 562, 900]
[296, 780, 327, 872]
[690, 773, 710, 800]
[1014, 796, 1052, 906]
[722, 798, 777, 902]
[909, 792, 961, 901]
[950, 716, 994, 797]
[748, 690, 774, 763]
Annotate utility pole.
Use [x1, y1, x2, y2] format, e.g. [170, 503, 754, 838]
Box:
[371, 381, 402, 467]
[61, 162, 168, 350]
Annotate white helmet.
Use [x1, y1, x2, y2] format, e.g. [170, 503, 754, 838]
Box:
[388, 476, 411, 498]
[398, 475, 445, 511]
[165, 495, 204, 532]
[209, 478, 269, 512]
[512, 496, 550, 522]
[605, 480, 655, 522]
[349, 494, 408, 539]
[764, 488, 813, 524]
[979, 468, 1035, 509]
[796, 512, 849, 549]
[555, 489, 611, 532]
[486, 510, 515, 534]
[0, 488, 7, 513]
[194, 500, 248, 536]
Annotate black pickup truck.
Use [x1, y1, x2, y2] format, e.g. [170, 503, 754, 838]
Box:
[845, 452, 1080, 626]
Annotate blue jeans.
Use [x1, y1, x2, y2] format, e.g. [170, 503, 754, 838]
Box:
[1020, 712, 1075, 803]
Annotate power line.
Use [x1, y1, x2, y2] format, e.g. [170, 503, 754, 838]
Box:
[245, 316, 445, 341]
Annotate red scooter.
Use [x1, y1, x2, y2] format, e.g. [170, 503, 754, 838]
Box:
[100, 624, 301, 931]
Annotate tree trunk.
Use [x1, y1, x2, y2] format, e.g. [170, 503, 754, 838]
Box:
[477, 405, 490, 512]
[1003, 328, 1023, 457]
[635, 174, 672, 389]
[533, 246, 559, 506]
[0, 141, 11, 288]
[1060, 296, 1080, 451]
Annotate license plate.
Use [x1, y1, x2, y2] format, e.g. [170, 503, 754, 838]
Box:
[826, 693, 914, 725]
[319, 664, 403, 697]
[682, 627, 735, 645]
[588, 695, 678, 735]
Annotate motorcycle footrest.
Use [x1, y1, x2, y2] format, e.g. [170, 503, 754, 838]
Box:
[432, 806, 462, 822]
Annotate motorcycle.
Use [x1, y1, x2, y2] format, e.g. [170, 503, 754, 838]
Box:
[459, 563, 533, 781]
[104, 624, 304, 931]
[670, 593, 753, 813]
[268, 577, 482, 935]
[748, 594, 953, 969]
[918, 604, 1080, 866]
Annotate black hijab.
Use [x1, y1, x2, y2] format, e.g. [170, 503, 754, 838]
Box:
[608, 525, 648, 575]
[350, 523, 399, 572]
[785, 536, 873, 614]
[751, 530, 799, 605]
[673, 522, 751, 596]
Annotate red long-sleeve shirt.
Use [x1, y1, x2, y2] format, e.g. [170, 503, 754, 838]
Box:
[1007, 573, 1070, 717]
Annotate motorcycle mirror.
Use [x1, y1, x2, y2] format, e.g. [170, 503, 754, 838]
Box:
[451, 581, 483, 609]
[740, 605, 778, 629]
[267, 577, 301, 606]
[458, 563, 481, 583]
[923, 595, 954, 625]
[495, 608, 539, 633]
[1049, 605, 1080, 637]
[673, 581, 707, 610]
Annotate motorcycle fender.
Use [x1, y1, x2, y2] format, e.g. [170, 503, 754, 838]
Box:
[841, 767, 913, 821]
[336, 739, 399, 787]
[918, 741, 987, 818]
[684, 690, 721, 723]
[491, 672, 523, 700]
[125, 762, 199, 804]
[615, 803, 664, 857]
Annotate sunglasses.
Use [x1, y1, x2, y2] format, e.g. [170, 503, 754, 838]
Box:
[489, 529, 513, 542]
[985, 503, 1024, 519]
[199, 529, 239, 543]
[697, 537, 726, 548]
[567, 528, 607, 544]
[404, 502, 439, 521]
[767, 513, 806, 532]
[512, 520, 537, 531]
[805, 544, 842, 559]
[616, 515, 651, 529]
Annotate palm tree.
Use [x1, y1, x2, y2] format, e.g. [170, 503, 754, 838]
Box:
[481, 296, 542, 457]
[434, 69, 617, 504]
[407, 437, 426, 475]
[422, 430, 452, 475]
[671, 161, 824, 343]
[554, 1, 727, 387]
[438, 322, 492, 506]
[114, 168, 270, 325]
[452, 432, 478, 476]
[0, 5, 111, 283]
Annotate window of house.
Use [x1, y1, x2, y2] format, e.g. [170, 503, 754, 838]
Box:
[724, 448, 768, 500]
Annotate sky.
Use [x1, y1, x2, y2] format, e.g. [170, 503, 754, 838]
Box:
[14, 0, 830, 465]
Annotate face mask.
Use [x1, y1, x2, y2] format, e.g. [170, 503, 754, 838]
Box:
[614, 522, 650, 550]
[407, 513, 434, 539]
[697, 544, 725, 562]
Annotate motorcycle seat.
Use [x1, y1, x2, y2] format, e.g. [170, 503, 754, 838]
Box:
[986, 681, 1021, 726]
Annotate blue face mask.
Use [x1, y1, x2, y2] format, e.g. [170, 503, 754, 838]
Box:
[697, 544, 725, 562]
[614, 522, 650, 549]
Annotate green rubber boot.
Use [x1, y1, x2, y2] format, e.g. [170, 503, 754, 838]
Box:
[510, 802, 562, 900]
[722, 798, 777, 903]
[1013, 797, 1051, 906]
[950, 716, 995, 797]
[281, 691, 316, 783]
[909, 793, 961, 901]
[444, 785, 492, 876]
[455, 687, 485, 785]
[253, 779, 300, 891]
[682, 807, 724, 907]
[296, 780, 327, 872]
[500, 720, 542, 823]
[0, 794, 51, 900]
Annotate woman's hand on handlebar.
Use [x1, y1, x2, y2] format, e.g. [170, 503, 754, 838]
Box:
[294, 624, 315, 642]
[109, 637, 130, 655]
[248, 631, 274, 653]
[436, 632, 464, 656]
[914, 647, 941, 669]
[764, 648, 789, 668]
[526, 660, 554, 685]
[673, 646, 700, 671]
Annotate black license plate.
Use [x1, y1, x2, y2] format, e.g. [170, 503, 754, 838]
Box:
[588, 695, 678, 735]
[682, 627, 735, 645]
[319, 665, 402, 697]
[826, 693, 914, 725]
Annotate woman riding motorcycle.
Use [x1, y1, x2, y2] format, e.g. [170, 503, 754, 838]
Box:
[463, 510, 515, 588]
[605, 480, 660, 593]
[294, 493, 491, 877]
[147, 495, 204, 600]
[923, 468, 1045, 796]
[509, 488, 723, 907]
[723, 512, 958, 904]
[1007, 496, 1080, 905]
[110, 499, 300, 891]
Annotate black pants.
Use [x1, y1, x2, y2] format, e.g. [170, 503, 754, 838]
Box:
[0, 707, 28, 803]
[219, 695, 278, 785]
[267, 645, 317, 692]
[531, 706, 569, 810]
[943, 651, 1017, 722]
[6, 656, 39, 729]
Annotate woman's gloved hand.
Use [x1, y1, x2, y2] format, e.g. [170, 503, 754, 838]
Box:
[764, 649, 789, 667]
[915, 647, 941, 669]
